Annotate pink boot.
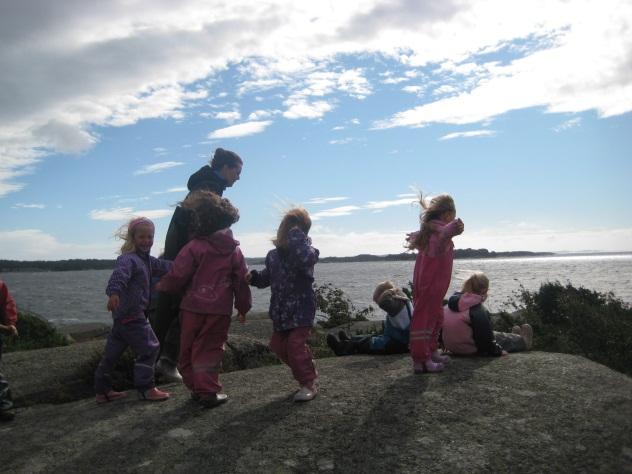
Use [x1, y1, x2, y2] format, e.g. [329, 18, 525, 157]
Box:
[413, 359, 444, 374]
[138, 387, 170, 402]
[431, 350, 450, 364]
[96, 390, 128, 404]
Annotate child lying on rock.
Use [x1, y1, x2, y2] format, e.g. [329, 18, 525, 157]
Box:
[327, 281, 411, 356]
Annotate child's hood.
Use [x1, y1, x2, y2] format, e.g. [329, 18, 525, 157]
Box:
[447, 291, 483, 312]
[200, 228, 239, 255]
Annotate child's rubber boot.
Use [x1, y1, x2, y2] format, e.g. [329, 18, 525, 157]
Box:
[96, 390, 128, 404]
[431, 350, 450, 364]
[414, 359, 444, 374]
[138, 387, 170, 402]
[197, 393, 229, 409]
[520, 323, 534, 350]
[293, 385, 318, 402]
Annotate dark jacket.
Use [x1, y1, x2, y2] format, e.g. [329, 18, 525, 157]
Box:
[164, 166, 227, 260]
[249, 228, 319, 331]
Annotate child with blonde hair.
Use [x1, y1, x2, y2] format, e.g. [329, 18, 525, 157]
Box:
[95, 217, 172, 403]
[247, 208, 320, 402]
[157, 191, 251, 408]
[407, 193, 464, 373]
[443, 272, 533, 356]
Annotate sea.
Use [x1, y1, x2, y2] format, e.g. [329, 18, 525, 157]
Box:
[2, 253, 631, 327]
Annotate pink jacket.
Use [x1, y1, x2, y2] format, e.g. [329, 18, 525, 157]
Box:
[0, 280, 17, 326]
[157, 229, 252, 316]
[442, 293, 484, 354]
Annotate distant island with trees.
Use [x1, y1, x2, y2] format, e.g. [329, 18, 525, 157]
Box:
[0, 249, 554, 272]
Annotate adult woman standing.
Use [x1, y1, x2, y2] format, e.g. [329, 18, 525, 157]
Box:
[152, 148, 243, 382]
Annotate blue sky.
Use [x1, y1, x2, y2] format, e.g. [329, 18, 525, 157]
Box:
[1, 0, 631, 260]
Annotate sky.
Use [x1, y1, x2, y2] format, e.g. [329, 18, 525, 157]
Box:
[1, 0, 631, 260]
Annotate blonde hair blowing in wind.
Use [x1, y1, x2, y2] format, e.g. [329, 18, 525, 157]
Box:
[461, 272, 490, 295]
[273, 207, 312, 249]
[115, 217, 155, 255]
[407, 193, 456, 251]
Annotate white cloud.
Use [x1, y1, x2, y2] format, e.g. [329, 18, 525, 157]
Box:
[311, 205, 361, 220]
[439, 130, 497, 141]
[208, 120, 273, 138]
[89, 207, 172, 221]
[553, 117, 582, 132]
[402, 85, 424, 95]
[12, 203, 46, 209]
[283, 99, 333, 119]
[247, 109, 279, 120]
[214, 110, 241, 122]
[365, 198, 417, 210]
[133, 161, 184, 175]
[0, 229, 118, 260]
[153, 186, 188, 194]
[307, 196, 348, 205]
[2, 0, 631, 195]
[329, 137, 353, 145]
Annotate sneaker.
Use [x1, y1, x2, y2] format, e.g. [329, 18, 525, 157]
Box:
[413, 359, 444, 374]
[293, 385, 317, 402]
[95, 390, 128, 404]
[156, 358, 183, 383]
[431, 350, 450, 364]
[511, 325, 521, 335]
[138, 387, 170, 402]
[520, 324, 534, 350]
[197, 393, 229, 409]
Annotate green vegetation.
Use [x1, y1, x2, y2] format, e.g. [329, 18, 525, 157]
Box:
[314, 282, 373, 328]
[3, 311, 68, 352]
[496, 282, 632, 376]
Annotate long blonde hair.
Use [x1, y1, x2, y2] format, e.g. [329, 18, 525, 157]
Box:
[407, 193, 455, 251]
[462, 272, 489, 295]
[115, 217, 155, 254]
[273, 208, 311, 249]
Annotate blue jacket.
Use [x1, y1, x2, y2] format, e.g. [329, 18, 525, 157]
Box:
[370, 300, 412, 351]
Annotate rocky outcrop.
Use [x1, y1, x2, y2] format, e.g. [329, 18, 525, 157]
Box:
[1, 350, 631, 473]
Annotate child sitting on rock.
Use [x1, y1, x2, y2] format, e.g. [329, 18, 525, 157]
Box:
[327, 281, 411, 356]
[442, 272, 533, 356]
[0, 280, 18, 421]
[157, 191, 251, 408]
[247, 208, 320, 402]
[94, 217, 172, 404]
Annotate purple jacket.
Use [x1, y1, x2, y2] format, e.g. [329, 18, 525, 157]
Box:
[106, 251, 172, 321]
[249, 228, 319, 331]
[157, 229, 252, 316]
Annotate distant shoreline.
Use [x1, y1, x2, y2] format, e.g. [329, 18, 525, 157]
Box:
[2, 250, 630, 272]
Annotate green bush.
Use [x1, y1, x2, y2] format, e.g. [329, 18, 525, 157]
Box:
[503, 281, 632, 376]
[3, 311, 68, 352]
[314, 283, 373, 329]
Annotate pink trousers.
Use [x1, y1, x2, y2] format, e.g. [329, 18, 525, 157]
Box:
[269, 327, 318, 388]
[178, 311, 230, 395]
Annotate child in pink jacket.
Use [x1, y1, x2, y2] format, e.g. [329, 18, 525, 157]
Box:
[407, 193, 464, 374]
[157, 191, 251, 408]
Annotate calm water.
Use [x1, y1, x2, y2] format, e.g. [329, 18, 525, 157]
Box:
[2, 254, 631, 326]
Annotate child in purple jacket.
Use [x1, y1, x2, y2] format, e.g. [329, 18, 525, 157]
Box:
[157, 191, 251, 408]
[248, 208, 320, 402]
[94, 217, 172, 404]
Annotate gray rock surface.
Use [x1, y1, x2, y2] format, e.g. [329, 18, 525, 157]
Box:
[1, 351, 631, 473]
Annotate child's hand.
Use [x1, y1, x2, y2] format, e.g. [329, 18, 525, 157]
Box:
[237, 312, 246, 324]
[107, 294, 120, 312]
[245, 271, 252, 283]
[455, 218, 464, 235]
[7, 324, 18, 337]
